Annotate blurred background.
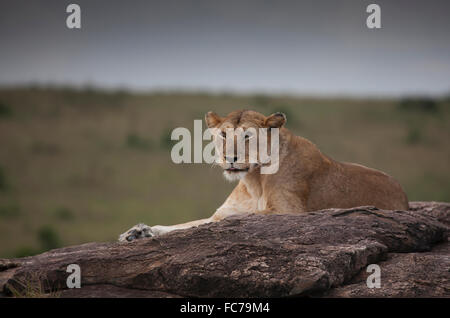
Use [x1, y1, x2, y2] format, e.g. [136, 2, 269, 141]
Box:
[0, 0, 449, 258]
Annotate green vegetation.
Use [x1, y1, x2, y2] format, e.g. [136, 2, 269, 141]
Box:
[0, 87, 449, 258]
[0, 165, 7, 191]
[13, 246, 38, 258]
[6, 272, 60, 297]
[398, 97, 439, 113]
[37, 225, 61, 251]
[11, 225, 62, 258]
[405, 127, 422, 145]
[125, 133, 154, 151]
[0, 203, 20, 218]
[52, 207, 75, 221]
[0, 101, 12, 117]
[159, 128, 176, 149]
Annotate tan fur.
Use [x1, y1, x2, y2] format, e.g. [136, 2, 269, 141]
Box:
[119, 109, 409, 240]
[208, 110, 408, 220]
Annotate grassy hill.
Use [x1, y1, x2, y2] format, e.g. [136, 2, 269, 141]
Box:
[0, 87, 449, 258]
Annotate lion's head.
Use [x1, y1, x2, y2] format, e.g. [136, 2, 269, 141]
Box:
[205, 110, 286, 181]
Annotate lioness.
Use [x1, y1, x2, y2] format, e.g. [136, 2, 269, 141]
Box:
[119, 110, 409, 241]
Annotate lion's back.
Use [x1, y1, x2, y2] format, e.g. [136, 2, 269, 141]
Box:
[307, 160, 409, 211]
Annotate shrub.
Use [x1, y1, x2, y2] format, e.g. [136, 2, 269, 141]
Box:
[0, 166, 8, 191]
[405, 127, 422, 145]
[53, 207, 75, 221]
[13, 246, 39, 258]
[0, 102, 12, 117]
[0, 203, 20, 218]
[160, 128, 175, 150]
[125, 133, 153, 151]
[398, 98, 439, 113]
[37, 226, 61, 251]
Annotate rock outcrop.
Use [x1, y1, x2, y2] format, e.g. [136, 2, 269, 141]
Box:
[0, 201, 448, 297]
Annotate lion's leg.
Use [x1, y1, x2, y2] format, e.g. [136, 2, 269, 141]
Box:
[119, 217, 216, 242]
[118, 223, 154, 242]
[151, 217, 214, 235]
[118, 205, 245, 242]
[259, 186, 308, 215]
[119, 187, 249, 242]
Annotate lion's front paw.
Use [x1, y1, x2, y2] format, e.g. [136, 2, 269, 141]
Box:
[118, 223, 155, 242]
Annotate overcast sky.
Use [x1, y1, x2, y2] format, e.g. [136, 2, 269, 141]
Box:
[0, 0, 449, 96]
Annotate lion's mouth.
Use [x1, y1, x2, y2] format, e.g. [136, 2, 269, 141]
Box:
[225, 167, 249, 172]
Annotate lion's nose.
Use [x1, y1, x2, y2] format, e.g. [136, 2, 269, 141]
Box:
[225, 156, 238, 163]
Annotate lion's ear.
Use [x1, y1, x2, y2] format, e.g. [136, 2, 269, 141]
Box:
[205, 111, 223, 128]
[264, 112, 287, 128]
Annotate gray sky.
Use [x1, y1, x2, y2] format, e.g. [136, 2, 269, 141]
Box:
[0, 0, 449, 96]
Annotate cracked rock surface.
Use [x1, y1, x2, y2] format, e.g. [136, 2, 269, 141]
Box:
[0, 201, 448, 297]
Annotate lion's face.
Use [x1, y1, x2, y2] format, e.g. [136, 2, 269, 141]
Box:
[205, 110, 286, 181]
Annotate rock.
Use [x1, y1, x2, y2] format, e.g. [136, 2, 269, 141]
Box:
[0, 202, 448, 298]
[322, 202, 450, 297]
[321, 240, 449, 297]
